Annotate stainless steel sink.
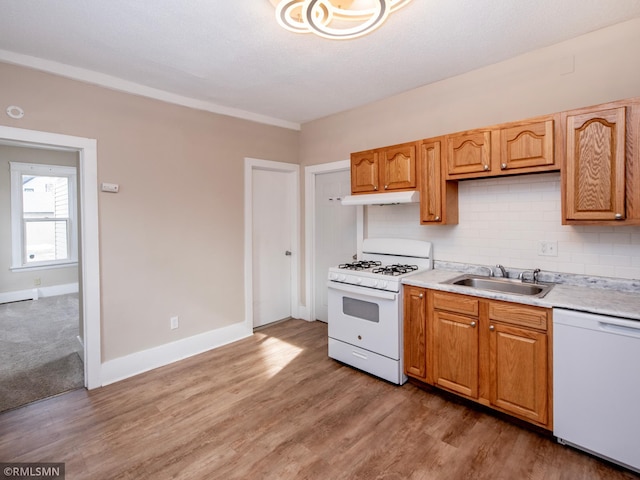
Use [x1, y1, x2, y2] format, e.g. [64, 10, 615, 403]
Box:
[441, 274, 553, 298]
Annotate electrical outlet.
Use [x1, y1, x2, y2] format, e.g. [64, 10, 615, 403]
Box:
[538, 241, 558, 257]
[170, 316, 179, 330]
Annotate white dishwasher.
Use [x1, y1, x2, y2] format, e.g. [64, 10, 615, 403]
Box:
[554, 308, 640, 473]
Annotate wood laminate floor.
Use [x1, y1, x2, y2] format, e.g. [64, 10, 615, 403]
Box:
[0, 319, 637, 479]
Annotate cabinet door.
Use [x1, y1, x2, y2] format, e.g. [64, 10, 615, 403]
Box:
[420, 139, 459, 225]
[403, 286, 427, 380]
[420, 140, 442, 223]
[500, 119, 555, 171]
[565, 107, 626, 221]
[447, 131, 492, 176]
[351, 150, 379, 193]
[379, 143, 417, 191]
[432, 310, 479, 398]
[489, 322, 548, 425]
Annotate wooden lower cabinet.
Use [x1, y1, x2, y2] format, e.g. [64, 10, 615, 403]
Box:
[432, 310, 478, 398]
[489, 322, 548, 425]
[403, 286, 427, 380]
[403, 287, 553, 429]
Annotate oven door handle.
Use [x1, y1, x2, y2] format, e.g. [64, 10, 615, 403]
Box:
[327, 282, 397, 300]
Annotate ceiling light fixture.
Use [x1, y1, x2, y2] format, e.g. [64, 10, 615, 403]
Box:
[271, 0, 413, 40]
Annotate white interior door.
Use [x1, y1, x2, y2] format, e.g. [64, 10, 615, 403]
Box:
[252, 168, 293, 327]
[314, 170, 356, 322]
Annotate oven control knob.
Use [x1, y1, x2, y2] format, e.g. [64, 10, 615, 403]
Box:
[355, 277, 362, 285]
[329, 273, 338, 281]
[379, 281, 388, 289]
[338, 274, 347, 282]
[371, 280, 379, 287]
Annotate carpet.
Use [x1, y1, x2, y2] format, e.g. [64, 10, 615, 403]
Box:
[0, 294, 84, 413]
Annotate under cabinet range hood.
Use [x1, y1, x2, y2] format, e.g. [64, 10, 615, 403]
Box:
[341, 190, 420, 206]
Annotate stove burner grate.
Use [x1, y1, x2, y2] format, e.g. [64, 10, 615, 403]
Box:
[371, 264, 419, 276]
[338, 260, 382, 270]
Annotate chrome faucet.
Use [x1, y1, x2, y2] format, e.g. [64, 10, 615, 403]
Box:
[496, 264, 508, 278]
[520, 268, 541, 284]
[479, 265, 494, 277]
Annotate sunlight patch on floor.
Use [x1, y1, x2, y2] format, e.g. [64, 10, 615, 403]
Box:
[254, 335, 303, 380]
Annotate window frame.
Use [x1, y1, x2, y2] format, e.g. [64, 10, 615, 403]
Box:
[10, 161, 78, 270]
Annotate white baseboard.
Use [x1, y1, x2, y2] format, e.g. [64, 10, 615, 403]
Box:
[297, 304, 311, 321]
[41, 283, 79, 297]
[101, 322, 253, 386]
[0, 282, 79, 304]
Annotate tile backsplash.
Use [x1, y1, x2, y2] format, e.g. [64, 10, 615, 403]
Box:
[366, 172, 640, 280]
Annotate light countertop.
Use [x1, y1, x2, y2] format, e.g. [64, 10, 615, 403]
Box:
[402, 269, 640, 321]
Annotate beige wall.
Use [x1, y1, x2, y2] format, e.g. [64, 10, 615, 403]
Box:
[300, 19, 640, 279]
[0, 62, 299, 361]
[0, 145, 79, 293]
[300, 18, 640, 165]
[3, 16, 639, 366]
[299, 18, 640, 282]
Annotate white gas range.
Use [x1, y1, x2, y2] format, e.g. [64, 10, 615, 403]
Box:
[327, 238, 433, 385]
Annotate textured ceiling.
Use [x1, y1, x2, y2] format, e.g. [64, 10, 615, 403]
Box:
[1, 0, 640, 128]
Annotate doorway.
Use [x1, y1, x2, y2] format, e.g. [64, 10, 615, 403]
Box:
[0, 144, 83, 411]
[305, 161, 362, 324]
[0, 125, 101, 389]
[244, 158, 299, 330]
[313, 170, 357, 322]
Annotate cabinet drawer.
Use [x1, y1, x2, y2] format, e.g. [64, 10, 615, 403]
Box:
[433, 291, 479, 317]
[488, 302, 548, 330]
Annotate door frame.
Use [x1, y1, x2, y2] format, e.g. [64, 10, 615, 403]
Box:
[304, 160, 363, 323]
[244, 158, 300, 330]
[0, 125, 102, 389]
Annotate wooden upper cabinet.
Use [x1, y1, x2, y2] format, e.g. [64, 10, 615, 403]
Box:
[351, 150, 379, 193]
[446, 116, 559, 179]
[350, 142, 417, 194]
[379, 143, 417, 191]
[564, 107, 626, 222]
[446, 131, 492, 176]
[420, 138, 459, 224]
[500, 119, 555, 171]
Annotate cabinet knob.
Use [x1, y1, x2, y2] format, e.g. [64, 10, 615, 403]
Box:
[374, 185, 378, 191]
[483, 164, 490, 171]
[434, 216, 441, 221]
[470, 321, 476, 328]
[419, 293, 424, 299]
[501, 163, 507, 169]
[384, 185, 388, 190]
[489, 325, 495, 331]
[615, 213, 623, 220]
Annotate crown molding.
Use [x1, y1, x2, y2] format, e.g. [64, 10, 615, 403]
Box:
[0, 49, 301, 131]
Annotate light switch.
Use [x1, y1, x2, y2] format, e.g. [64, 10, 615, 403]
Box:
[101, 183, 119, 193]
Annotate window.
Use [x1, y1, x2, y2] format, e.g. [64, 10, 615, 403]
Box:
[10, 162, 78, 269]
